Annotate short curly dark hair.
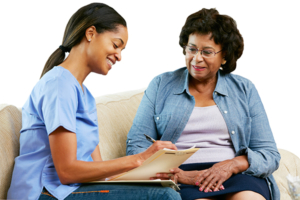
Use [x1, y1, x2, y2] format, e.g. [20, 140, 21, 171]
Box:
[179, 8, 244, 74]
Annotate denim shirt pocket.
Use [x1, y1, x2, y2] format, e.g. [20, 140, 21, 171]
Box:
[154, 114, 172, 137]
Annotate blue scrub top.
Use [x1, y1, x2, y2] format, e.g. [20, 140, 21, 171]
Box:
[7, 66, 99, 200]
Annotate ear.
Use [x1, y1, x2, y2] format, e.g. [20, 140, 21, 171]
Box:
[85, 26, 96, 42]
[221, 51, 227, 65]
[222, 58, 227, 65]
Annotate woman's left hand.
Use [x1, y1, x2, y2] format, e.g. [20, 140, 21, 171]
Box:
[194, 159, 235, 192]
[152, 168, 225, 192]
[195, 155, 249, 192]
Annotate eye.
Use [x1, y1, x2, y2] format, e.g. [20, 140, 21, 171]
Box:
[188, 47, 197, 52]
[203, 50, 213, 55]
[113, 43, 118, 48]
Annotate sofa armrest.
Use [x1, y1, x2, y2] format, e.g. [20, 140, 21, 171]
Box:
[0, 104, 22, 199]
[273, 148, 300, 200]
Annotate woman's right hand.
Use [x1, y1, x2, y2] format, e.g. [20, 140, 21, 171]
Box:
[138, 141, 177, 163]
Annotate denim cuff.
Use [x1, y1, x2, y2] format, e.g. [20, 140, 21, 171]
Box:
[236, 147, 258, 176]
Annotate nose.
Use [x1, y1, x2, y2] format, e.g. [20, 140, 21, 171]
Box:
[193, 50, 204, 62]
[114, 50, 122, 62]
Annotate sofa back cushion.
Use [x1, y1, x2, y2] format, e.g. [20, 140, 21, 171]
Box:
[95, 88, 145, 161]
[0, 105, 22, 199]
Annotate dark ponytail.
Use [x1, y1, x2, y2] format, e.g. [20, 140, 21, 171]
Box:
[40, 3, 127, 78]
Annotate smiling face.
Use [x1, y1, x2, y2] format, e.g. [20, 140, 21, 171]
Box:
[185, 33, 225, 82]
[86, 25, 128, 75]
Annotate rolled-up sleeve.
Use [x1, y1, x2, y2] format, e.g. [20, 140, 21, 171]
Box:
[126, 76, 161, 156]
[237, 82, 281, 178]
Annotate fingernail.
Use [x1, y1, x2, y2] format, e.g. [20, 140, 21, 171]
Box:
[209, 189, 212, 192]
[204, 189, 208, 193]
[195, 182, 199, 186]
[199, 187, 203, 191]
[170, 169, 174, 172]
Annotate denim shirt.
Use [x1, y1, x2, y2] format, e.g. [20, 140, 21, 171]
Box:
[126, 67, 280, 200]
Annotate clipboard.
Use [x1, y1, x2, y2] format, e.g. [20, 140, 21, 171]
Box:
[110, 147, 199, 181]
[91, 147, 199, 190]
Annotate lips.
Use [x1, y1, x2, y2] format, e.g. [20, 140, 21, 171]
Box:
[192, 65, 205, 71]
[107, 58, 115, 65]
[106, 58, 114, 68]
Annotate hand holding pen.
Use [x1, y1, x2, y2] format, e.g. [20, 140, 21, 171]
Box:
[144, 134, 178, 183]
[139, 134, 177, 162]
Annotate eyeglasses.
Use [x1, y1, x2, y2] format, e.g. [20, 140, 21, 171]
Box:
[184, 45, 222, 58]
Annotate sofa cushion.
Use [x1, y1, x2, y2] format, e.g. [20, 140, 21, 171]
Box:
[0, 104, 22, 199]
[95, 88, 145, 161]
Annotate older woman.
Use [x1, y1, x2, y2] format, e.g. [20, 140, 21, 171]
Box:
[126, 8, 280, 200]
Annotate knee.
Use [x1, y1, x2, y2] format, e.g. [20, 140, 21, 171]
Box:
[226, 191, 266, 200]
[162, 188, 181, 200]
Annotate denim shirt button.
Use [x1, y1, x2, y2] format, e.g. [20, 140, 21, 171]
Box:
[156, 117, 160, 120]
[215, 92, 217, 95]
[231, 131, 235, 134]
[224, 110, 228, 114]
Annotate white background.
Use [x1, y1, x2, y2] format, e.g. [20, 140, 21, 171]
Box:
[1, 1, 299, 159]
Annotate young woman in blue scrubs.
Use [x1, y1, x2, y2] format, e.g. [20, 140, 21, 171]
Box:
[7, 3, 181, 200]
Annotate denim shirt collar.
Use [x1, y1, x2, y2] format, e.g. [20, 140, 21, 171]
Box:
[174, 67, 228, 97]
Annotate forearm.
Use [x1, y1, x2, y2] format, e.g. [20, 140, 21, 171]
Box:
[60, 140, 177, 184]
[58, 154, 141, 184]
[231, 155, 249, 174]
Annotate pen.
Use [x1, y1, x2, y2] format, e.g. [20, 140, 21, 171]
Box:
[144, 134, 156, 143]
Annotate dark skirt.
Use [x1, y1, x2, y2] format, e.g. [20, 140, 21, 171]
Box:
[178, 162, 271, 200]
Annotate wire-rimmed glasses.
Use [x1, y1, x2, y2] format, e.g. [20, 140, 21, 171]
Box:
[184, 45, 222, 58]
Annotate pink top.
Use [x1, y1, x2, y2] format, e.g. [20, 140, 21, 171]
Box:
[175, 105, 235, 164]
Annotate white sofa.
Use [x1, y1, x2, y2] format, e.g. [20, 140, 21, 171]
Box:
[0, 88, 299, 199]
